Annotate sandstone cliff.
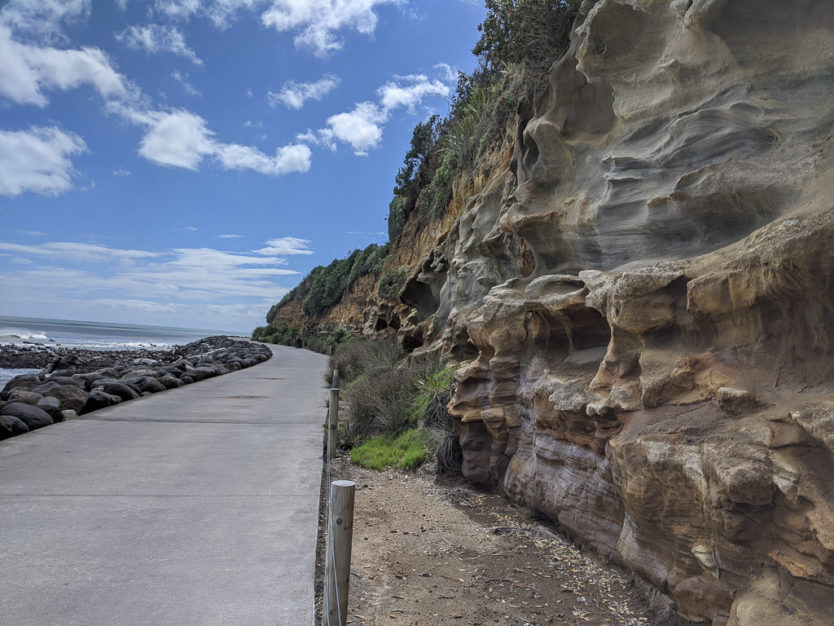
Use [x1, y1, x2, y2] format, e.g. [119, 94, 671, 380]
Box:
[270, 1, 834, 622]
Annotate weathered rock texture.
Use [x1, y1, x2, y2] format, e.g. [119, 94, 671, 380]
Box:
[371, 1, 834, 623]
[261, 0, 834, 621]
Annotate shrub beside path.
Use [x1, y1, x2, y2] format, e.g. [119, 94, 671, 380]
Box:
[0, 344, 328, 625]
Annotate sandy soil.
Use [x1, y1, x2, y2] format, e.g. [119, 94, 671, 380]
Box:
[316, 454, 678, 625]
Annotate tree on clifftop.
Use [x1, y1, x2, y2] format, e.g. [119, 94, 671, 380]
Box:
[473, 0, 579, 74]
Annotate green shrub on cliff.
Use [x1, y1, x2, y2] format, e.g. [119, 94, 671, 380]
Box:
[377, 267, 408, 301]
[252, 319, 299, 345]
[384, 1, 578, 243]
[473, 0, 579, 75]
[301, 243, 387, 317]
[387, 116, 442, 242]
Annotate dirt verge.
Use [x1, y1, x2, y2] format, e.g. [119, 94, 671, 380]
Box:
[316, 453, 678, 625]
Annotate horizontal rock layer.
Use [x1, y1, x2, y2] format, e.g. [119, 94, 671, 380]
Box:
[369, 0, 834, 623]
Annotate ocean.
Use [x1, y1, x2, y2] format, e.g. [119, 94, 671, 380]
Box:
[0, 315, 245, 389]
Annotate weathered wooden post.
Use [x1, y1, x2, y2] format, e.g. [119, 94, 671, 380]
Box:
[324, 480, 355, 626]
[328, 385, 339, 458]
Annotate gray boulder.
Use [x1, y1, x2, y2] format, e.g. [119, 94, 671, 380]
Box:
[43, 375, 84, 388]
[33, 381, 89, 413]
[0, 373, 44, 401]
[121, 375, 166, 394]
[6, 389, 43, 405]
[83, 390, 122, 412]
[37, 396, 64, 422]
[157, 373, 182, 389]
[1, 402, 53, 430]
[0, 414, 29, 439]
[91, 382, 139, 402]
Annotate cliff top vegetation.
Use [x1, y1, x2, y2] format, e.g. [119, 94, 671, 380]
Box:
[254, 0, 580, 341]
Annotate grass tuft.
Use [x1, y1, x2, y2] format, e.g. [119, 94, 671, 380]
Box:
[350, 429, 430, 471]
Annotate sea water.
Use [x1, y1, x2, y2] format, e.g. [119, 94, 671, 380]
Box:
[0, 315, 244, 388]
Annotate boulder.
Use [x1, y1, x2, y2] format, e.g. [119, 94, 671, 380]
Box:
[83, 390, 122, 412]
[33, 381, 89, 413]
[194, 365, 219, 379]
[91, 382, 139, 402]
[1, 402, 53, 430]
[37, 396, 64, 422]
[157, 373, 182, 389]
[42, 375, 84, 388]
[61, 410, 78, 421]
[6, 390, 43, 405]
[120, 375, 166, 394]
[0, 373, 43, 400]
[0, 414, 29, 439]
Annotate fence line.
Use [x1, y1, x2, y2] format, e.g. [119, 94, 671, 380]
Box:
[322, 370, 353, 626]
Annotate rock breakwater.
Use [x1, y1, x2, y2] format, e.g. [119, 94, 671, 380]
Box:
[0, 337, 271, 440]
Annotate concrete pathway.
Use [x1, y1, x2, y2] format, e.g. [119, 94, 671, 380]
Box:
[0, 345, 329, 626]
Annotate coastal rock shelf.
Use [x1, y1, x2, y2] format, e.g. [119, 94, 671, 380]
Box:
[0, 337, 271, 440]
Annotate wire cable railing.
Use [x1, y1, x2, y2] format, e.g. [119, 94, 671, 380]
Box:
[322, 370, 354, 626]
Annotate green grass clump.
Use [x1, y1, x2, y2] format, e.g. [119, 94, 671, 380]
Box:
[408, 364, 458, 424]
[350, 429, 430, 471]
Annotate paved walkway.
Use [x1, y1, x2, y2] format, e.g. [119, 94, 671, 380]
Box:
[0, 345, 329, 626]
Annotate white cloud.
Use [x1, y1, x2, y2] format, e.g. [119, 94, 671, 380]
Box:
[434, 62, 457, 83]
[116, 23, 203, 65]
[215, 142, 312, 175]
[0, 241, 159, 261]
[155, 0, 266, 29]
[254, 236, 314, 256]
[0, 126, 87, 196]
[113, 104, 314, 176]
[113, 168, 132, 177]
[269, 74, 339, 110]
[326, 102, 386, 155]
[0, 23, 132, 107]
[0, 274, 289, 329]
[378, 74, 449, 112]
[1, 0, 90, 42]
[296, 127, 336, 151]
[217, 234, 243, 238]
[316, 74, 451, 155]
[261, 0, 402, 57]
[0, 241, 302, 314]
[171, 70, 202, 96]
[138, 109, 214, 169]
[154, 0, 201, 20]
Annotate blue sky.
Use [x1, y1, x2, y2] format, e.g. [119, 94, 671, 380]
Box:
[0, 0, 485, 333]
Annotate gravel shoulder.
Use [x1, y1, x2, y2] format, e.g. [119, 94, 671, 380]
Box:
[318, 454, 677, 625]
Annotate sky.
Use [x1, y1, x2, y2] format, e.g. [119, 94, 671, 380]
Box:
[0, 0, 486, 333]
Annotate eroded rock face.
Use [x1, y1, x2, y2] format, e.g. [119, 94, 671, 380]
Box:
[389, 0, 834, 622]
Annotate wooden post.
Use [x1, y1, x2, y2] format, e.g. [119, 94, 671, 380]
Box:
[324, 480, 355, 626]
[328, 387, 340, 457]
